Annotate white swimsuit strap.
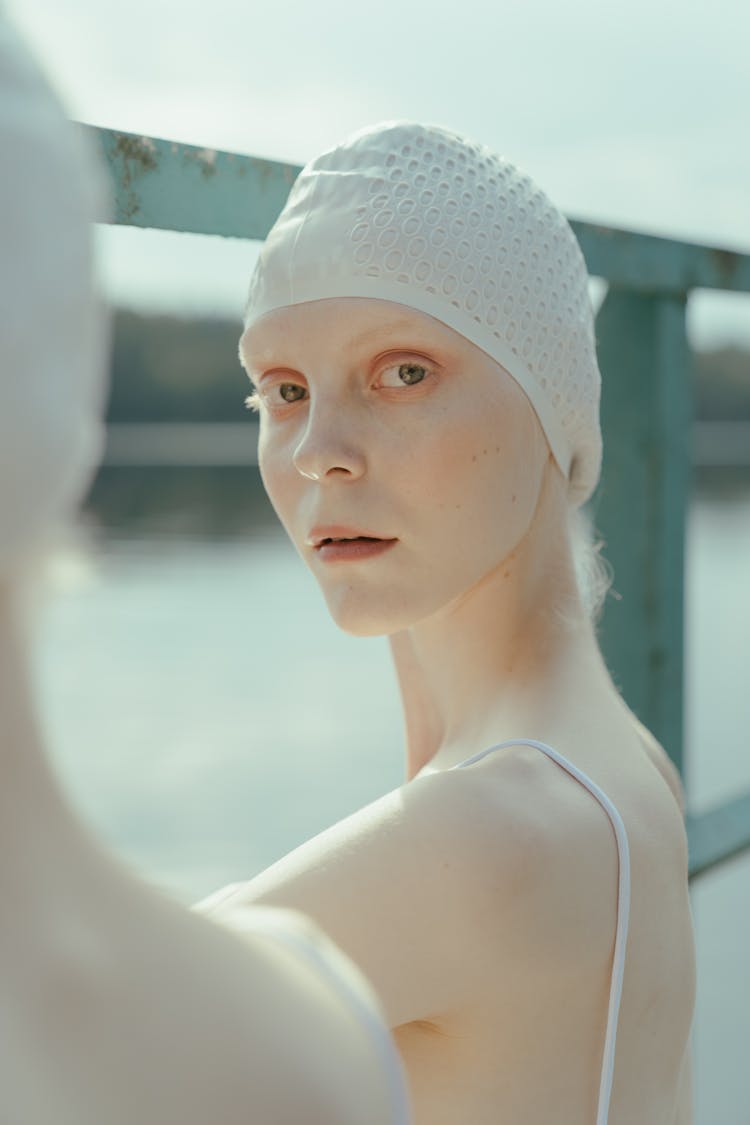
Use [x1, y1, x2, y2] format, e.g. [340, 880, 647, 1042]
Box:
[248, 915, 412, 1125]
[452, 738, 631, 1125]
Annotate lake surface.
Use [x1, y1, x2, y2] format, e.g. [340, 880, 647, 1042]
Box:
[30, 467, 750, 1124]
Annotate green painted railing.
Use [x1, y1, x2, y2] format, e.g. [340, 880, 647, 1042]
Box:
[83, 124, 750, 883]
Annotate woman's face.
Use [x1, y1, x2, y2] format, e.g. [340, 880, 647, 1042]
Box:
[240, 297, 550, 637]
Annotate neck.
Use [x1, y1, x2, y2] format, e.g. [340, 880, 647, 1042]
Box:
[389, 473, 613, 781]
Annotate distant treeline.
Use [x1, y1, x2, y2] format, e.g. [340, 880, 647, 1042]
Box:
[107, 308, 750, 423]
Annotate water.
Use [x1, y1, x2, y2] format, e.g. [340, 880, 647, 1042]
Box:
[30, 467, 750, 1124]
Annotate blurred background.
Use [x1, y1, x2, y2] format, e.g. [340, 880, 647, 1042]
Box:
[5, 0, 749, 1120]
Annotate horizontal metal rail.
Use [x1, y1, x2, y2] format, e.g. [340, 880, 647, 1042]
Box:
[104, 423, 258, 467]
[687, 789, 750, 879]
[83, 125, 750, 295]
[84, 125, 302, 241]
[101, 421, 750, 470]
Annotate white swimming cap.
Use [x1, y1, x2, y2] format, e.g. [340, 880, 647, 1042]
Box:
[0, 12, 112, 577]
[243, 120, 602, 508]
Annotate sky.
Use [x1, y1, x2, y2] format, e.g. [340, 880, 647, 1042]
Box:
[5, 0, 749, 348]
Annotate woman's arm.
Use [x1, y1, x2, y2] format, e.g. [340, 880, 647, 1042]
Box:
[195, 755, 598, 1030]
[196, 769, 497, 1027]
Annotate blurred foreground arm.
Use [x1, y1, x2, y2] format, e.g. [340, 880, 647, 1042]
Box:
[0, 10, 410, 1123]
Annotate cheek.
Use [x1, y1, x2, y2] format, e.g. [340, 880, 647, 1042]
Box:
[258, 437, 297, 530]
[257, 438, 275, 506]
[411, 398, 540, 544]
[408, 400, 518, 499]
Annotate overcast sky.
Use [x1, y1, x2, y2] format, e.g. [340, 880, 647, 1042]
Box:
[5, 0, 749, 347]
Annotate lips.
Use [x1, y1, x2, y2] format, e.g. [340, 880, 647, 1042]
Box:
[314, 537, 398, 563]
[306, 524, 398, 564]
[307, 525, 396, 549]
[318, 535, 380, 545]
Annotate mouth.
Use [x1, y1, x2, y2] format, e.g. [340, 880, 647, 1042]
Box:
[308, 525, 397, 550]
[316, 535, 385, 547]
[310, 537, 398, 567]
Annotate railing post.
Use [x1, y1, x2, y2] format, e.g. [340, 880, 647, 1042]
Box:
[590, 286, 693, 782]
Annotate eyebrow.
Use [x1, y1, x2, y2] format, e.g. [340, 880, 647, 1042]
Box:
[241, 316, 435, 376]
[347, 318, 430, 347]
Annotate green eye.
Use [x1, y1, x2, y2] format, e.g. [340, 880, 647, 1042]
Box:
[279, 383, 306, 403]
[380, 361, 430, 388]
[398, 363, 426, 385]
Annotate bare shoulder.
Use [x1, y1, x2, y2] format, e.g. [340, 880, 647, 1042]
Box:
[628, 712, 687, 816]
[390, 759, 628, 991]
[446, 746, 628, 968]
[195, 762, 611, 1030]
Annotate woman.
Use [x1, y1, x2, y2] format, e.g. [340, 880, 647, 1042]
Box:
[0, 13, 410, 1124]
[198, 120, 697, 1124]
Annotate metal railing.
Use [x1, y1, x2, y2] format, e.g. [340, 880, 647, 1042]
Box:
[84, 124, 750, 882]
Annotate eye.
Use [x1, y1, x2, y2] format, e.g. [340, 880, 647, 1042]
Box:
[277, 382, 307, 403]
[255, 380, 308, 409]
[378, 360, 431, 389]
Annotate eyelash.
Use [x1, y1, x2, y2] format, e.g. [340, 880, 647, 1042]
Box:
[246, 356, 437, 413]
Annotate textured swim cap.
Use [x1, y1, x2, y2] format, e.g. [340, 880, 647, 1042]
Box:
[243, 120, 602, 508]
[0, 12, 112, 576]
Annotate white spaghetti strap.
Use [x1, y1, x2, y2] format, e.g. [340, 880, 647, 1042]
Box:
[249, 915, 412, 1125]
[451, 739, 631, 1125]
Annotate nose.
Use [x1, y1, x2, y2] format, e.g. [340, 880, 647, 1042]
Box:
[292, 397, 367, 482]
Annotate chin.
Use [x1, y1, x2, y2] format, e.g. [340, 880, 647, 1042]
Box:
[321, 580, 450, 638]
[320, 586, 419, 638]
[326, 601, 400, 639]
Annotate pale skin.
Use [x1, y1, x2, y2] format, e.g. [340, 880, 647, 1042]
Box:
[0, 583, 403, 1125]
[199, 294, 697, 1124]
[3, 11, 405, 1117]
